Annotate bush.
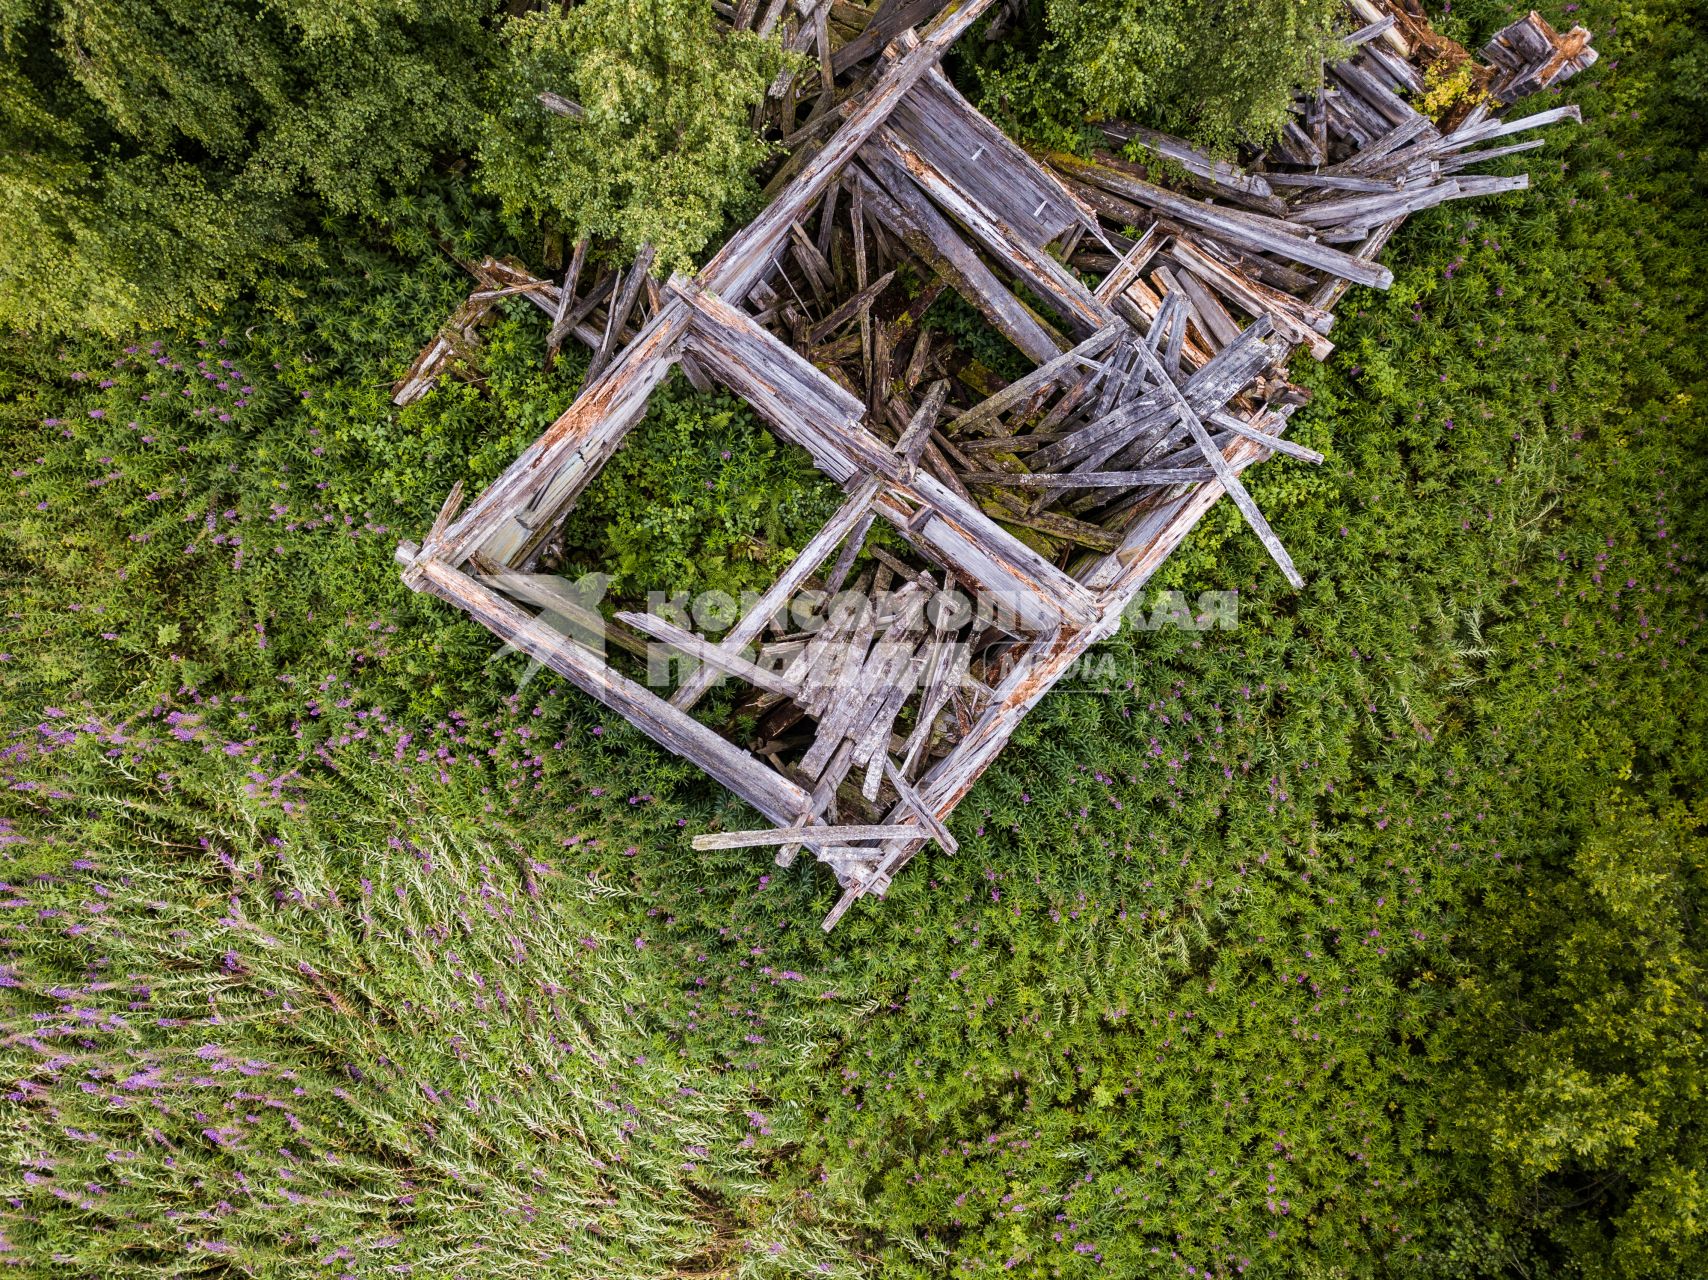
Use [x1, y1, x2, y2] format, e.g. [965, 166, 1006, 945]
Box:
[477, 0, 788, 272]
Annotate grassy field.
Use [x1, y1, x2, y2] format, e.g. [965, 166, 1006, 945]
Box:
[2, 1, 1705, 1276]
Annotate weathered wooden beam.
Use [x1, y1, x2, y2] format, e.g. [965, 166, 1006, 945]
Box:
[434, 301, 691, 568]
[804, 268, 897, 345]
[694, 823, 939, 850]
[1101, 123, 1277, 203]
[1168, 236, 1334, 360]
[545, 238, 590, 368]
[851, 158, 1065, 364]
[1046, 150, 1394, 289]
[615, 609, 803, 699]
[950, 324, 1122, 437]
[871, 125, 1114, 338]
[397, 548, 825, 835]
[964, 467, 1215, 488]
[1116, 297, 1302, 588]
[697, 0, 998, 303]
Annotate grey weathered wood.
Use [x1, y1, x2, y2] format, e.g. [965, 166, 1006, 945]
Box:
[1169, 261, 1243, 349]
[950, 325, 1121, 437]
[805, 268, 896, 345]
[697, 0, 998, 304]
[1101, 123, 1277, 202]
[587, 242, 657, 380]
[1268, 171, 1404, 194]
[873, 125, 1114, 339]
[852, 157, 1065, 363]
[1047, 150, 1394, 289]
[800, 582, 922, 776]
[1169, 236, 1335, 360]
[1093, 223, 1165, 304]
[538, 92, 586, 119]
[436, 301, 691, 567]
[693, 823, 927, 850]
[966, 467, 1215, 489]
[1206, 409, 1325, 464]
[895, 378, 949, 477]
[887, 65, 1095, 247]
[1117, 297, 1302, 588]
[546, 238, 590, 366]
[399, 550, 830, 841]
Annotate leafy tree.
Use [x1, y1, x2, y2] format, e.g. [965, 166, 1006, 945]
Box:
[0, 0, 495, 334]
[477, 0, 787, 272]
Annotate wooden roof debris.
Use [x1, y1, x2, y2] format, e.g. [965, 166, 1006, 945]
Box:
[396, 0, 1594, 929]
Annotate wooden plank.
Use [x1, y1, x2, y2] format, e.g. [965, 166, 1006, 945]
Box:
[545, 238, 590, 367]
[588, 242, 657, 380]
[884, 758, 958, 851]
[805, 268, 896, 345]
[615, 609, 803, 698]
[697, 0, 998, 303]
[1169, 236, 1335, 360]
[964, 468, 1214, 488]
[1206, 410, 1324, 465]
[1117, 298, 1303, 588]
[1102, 123, 1278, 203]
[895, 378, 949, 477]
[950, 324, 1121, 436]
[871, 125, 1113, 338]
[852, 157, 1065, 363]
[398, 550, 834, 844]
[1093, 223, 1166, 304]
[830, 0, 947, 74]
[435, 301, 691, 567]
[886, 66, 1095, 246]
[1046, 150, 1394, 289]
[693, 823, 925, 850]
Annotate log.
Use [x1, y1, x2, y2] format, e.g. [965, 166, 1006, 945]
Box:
[851, 158, 1065, 363]
[694, 823, 941, 850]
[615, 609, 803, 699]
[1115, 296, 1302, 588]
[1046, 150, 1394, 289]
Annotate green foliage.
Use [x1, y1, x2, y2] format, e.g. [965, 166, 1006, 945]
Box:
[0, 0, 495, 334]
[1445, 795, 1707, 1278]
[967, 0, 1342, 151]
[555, 379, 847, 602]
[478, 0, 787, 272]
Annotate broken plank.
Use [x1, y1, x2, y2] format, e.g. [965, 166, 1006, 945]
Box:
[1045, 149, 1394, 289]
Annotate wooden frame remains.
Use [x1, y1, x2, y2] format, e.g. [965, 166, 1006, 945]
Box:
[396, 1, 1594, 929]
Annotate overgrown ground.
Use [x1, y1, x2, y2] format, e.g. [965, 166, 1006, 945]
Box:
[2, 2, 1705, 1277]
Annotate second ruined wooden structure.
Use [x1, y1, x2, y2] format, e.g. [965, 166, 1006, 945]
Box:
[397, 0, 1595, 928]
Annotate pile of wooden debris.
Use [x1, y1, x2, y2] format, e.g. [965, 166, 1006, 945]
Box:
[396, 0, 1595, 928]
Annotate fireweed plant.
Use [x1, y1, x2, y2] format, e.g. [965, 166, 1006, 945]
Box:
[2, 0, 1706, 1276]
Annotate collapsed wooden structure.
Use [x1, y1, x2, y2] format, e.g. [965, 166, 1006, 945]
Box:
[396, 0, 1594, 929]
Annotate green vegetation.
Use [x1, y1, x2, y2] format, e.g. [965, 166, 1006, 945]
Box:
[968, 0, 1343, 151]
[2, 1, 1705, 1277]
[479, 0, 789, 271]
